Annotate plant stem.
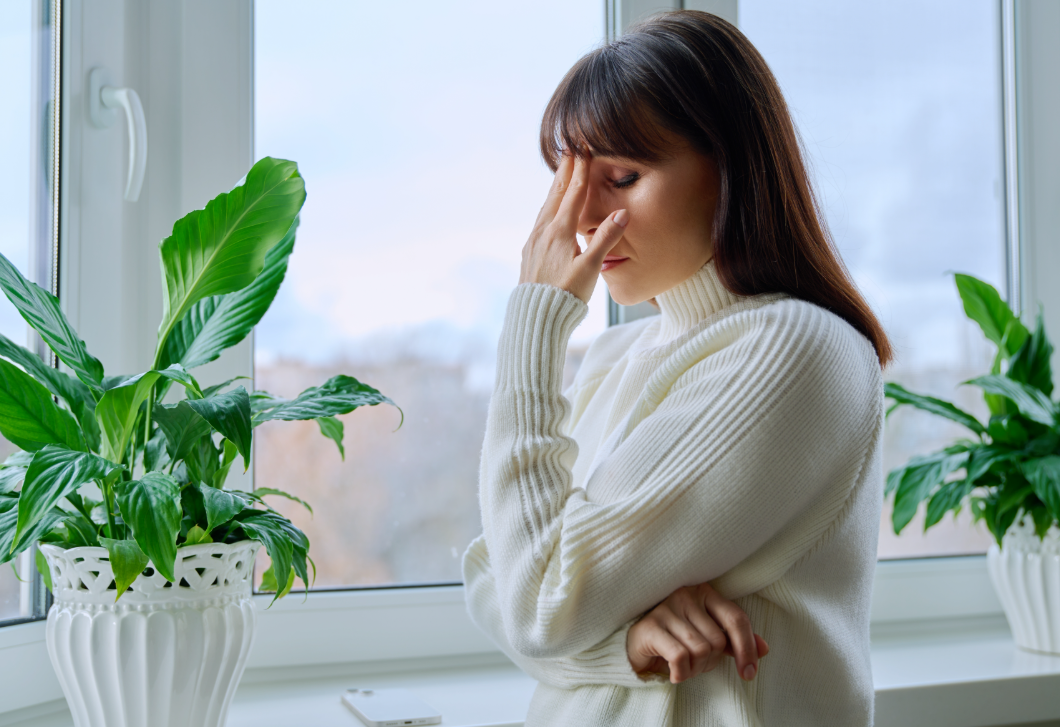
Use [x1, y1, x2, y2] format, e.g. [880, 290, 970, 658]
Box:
[102, 479, 118, 540]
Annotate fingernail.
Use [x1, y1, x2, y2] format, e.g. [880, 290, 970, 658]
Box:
[743, 664, 756, 680]
[614, 209, 629, 227]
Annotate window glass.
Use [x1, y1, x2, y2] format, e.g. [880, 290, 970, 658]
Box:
[253, 1, 607, 588]
[0, 1, 49, 621]
[740, 0, 1005, 558]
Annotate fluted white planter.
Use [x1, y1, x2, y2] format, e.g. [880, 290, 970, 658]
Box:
[40, 540, 260, 727]
[986, 516, 1060, 655]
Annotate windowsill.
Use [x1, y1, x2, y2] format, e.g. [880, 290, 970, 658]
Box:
[8, 618, 1060, 727]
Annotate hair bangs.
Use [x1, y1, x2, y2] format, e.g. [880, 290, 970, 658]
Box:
[540, 48, 675, 172]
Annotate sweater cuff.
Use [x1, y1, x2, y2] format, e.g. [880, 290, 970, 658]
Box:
[495, 283, 588, 394]
[557, 617, 671, 688]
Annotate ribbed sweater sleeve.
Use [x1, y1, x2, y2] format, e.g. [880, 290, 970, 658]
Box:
[476, 282, 880, 661]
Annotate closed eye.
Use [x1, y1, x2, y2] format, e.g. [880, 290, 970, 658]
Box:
[610, 172, 640, 189]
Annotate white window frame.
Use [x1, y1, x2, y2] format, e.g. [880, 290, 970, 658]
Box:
[2, 0, 1059, 716]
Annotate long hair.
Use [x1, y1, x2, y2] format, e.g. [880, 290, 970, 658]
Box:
[540, 10, 893, 367]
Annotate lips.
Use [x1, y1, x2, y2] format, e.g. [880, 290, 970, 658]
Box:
[601, 256, 629, 272]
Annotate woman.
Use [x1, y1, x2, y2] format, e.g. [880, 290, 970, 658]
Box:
[462, 10, 888, 726]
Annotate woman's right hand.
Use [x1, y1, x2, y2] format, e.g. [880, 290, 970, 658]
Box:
[626, 582, 769, 685]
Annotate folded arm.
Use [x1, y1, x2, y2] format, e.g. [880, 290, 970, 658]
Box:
[480, 284, 880, 660]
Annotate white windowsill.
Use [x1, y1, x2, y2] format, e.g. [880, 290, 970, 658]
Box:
[3, 555, 1057, 727]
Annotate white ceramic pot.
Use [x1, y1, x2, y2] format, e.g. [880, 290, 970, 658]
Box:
[40, 540, 260, 727]
[986, 515, 1060, 655]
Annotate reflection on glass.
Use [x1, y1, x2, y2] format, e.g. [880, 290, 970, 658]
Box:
[0, 0, 53, 622]
[741, 0, 1005, 558]
[253, 1, 606, 587]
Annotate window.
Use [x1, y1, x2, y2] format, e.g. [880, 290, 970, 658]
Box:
[740, 0, 1006, 559]
[0, 0, 58, 625]
[253, 0, 608, 589]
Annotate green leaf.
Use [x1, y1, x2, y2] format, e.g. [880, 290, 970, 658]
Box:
[183, 437, 219, 486]
[0, 252, 104, 389]
[159, 221, 298, 371]
[955, 273, 1028, 355]
[97, 537, 149, 599]
[254, 487, 313, 516]
[186, 387, 252, 471]
[211, 439, 239, 489]
[0, 496, 65, 565]
[314, 417, 345, 460]
[182, 524, 213, 546]
[200, 376, 251, 399]
[35, 548, 52, 593]
[891, 450, 970, 534]
[152, 401, 212, 461]
[0, 332, 97, 416]
[142, 428, 171, 473]
[0, 466, 26, 495]
[884, 382, 985, 435]
[200, 484, 252, 533]
[155, 157, 306, 365]
[258, 563, 295, 598]
[1022, 455, 1060, 521]
[925, 479, 973, 529]
[1008, 311, 1054, 397]
[254, 375, 398, 424]
[1030, 502, 1055, 538]
[0, 358, 87, 452]
[965, 375, 1056, 426]
[13, 446, 119, 550]
[966, 446, 1015, 482]
[116, 472, 182, 583]
[95, 366, 201, 463]
[987, 416, 1029, 447]
[250, 390, 287, 416]
[238, 511, 294, 605]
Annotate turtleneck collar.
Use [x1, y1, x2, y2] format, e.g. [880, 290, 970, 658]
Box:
[653, 259, 742, 343]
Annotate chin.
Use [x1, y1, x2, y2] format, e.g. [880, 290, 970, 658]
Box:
[604, 279, 652, 307]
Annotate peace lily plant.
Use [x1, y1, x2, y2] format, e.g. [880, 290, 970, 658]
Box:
[0, 156, 395, 602]
[884, 274, 1060, 545]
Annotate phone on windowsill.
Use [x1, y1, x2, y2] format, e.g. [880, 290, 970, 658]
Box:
[341, 688, 443, 727]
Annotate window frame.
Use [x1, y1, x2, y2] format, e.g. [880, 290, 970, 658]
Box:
[3, 0, 1060, 716]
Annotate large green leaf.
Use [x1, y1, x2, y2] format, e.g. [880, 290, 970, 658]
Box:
[884, 382, 985, 435]
[0, 332, 97, 413]
[95, 365, 201, 463]
[965, 375, 1056, 426]
[159, 221, 297, 371]
[892, 449, 970, 534]
[0, 466, 26, 495]
[254, 487, 313, 516]
[1008, 311, 1054, 397]
[0, 358, 87, 453]
[0, 496, 66, 565]
[315, 417, 345, 460]
[98, 537, 149, 599]
[152, 401, 212, 461]
[238, 511, 294, 604]
[925, 479, 973, 529]
[212, 439, 238, 489]
[12, 446, 119, 550]
[1022, 455, 1060, 520]
[254, 375, 397, 424]
[116, 472, 182, 583]
[155, 157, 305, 363]
[0, 252, 104, 389]
[185, 387, 252, 470]
[955, 273, 1028, 355]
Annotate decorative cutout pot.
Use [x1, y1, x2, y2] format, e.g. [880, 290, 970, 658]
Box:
[40, 540, 260, 727]
[986, 516, 1060, 655]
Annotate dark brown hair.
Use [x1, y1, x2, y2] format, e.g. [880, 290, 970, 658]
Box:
[540, 10, 893, 367]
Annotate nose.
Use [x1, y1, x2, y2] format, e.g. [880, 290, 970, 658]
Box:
[577, 178, 610, 239]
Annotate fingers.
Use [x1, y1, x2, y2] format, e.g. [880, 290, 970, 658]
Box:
[700, 584, 759, 681]
[579, 209, 629, 271]
[534, 153, 575, 229]
[551, 155, 590, 236]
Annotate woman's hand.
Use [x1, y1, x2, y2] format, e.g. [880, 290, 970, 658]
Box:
[627, 582, 769, 685]
[519, 153, 628, 303]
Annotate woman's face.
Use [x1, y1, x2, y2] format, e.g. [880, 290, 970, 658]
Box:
[575, 137, 720, 306]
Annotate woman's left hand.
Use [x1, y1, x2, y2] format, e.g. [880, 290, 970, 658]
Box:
[519, 153, 629, 303]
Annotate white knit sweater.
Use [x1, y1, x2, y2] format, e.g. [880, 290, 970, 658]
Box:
[462, 260, 884, 726]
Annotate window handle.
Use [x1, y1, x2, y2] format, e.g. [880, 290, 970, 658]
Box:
[88, 67, 148, 202]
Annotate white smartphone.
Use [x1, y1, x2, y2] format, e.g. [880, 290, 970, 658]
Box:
[341, 688, 442, 727]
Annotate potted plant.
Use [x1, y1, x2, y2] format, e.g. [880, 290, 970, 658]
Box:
[885, 273, 1060, 654]
[0, 157, 397, 727]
